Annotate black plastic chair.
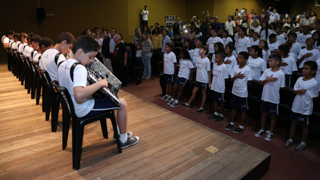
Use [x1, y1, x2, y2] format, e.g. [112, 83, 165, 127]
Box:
[278, 87, 295, 140]
[51, 81, 122, 170]
[247, 80, 263, 131]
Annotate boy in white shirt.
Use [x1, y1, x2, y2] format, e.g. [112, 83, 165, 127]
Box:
[284, 61, 319, 151]
[226, 51, 252, 133]
[192, 38, 202, 66]
[161, 43, 177, 101]
[208, 51, 229, 122]
[10, 33, 21, 52]
[268, 34, 279, 54]
[297, 26, 312, 48]
[33, 37, 54, 62]
[288, 33, 302, 58]
[251, 32, 260, 46]
[275, 25, 285, 45]
[2, 30, 14, 49]
[235, 26, 251, 56]
[23, 34, 41, 60]
[255, 54, 285, 141]
[58, 35, 139, 149]
[18, 33, 28, 54]
[297, 37, 320, 72]
[247, 45, 267, 80]
[206, 28, 223, 57]
[183, 45, 211, 113]
[278, 44, 298, 87]
[39, 32, 75, 81]
[224, 43, 237, 76]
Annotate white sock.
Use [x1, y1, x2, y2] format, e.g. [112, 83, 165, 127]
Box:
[288, 139, 293, 142]
[120, 133, 128, 143]
[230, 122, 234, 125]
[171, 98, 174, 101]
[175, 100, 179, 103]
[117, 125, 120, 135]
[219, 114, 223, 117]
[239, 125, 244, 129]
[301, 141, 306, 146]
[214, 112, 218, 116]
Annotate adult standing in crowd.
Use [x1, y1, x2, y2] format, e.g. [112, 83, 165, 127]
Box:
[141, 5, 149, 29]
[151, 23, 160, 35]
[109, 28, 118, 55]
[268, 6, 280, 24]
[225, 15, 236, 37]
[141, 32, 153, 79]
[161, 28, 171, 54]
[259, 9, 269, 23]
[134, 28, 142, 44]
[112, 35, 127, 87]
[150, 27, 162, 52]
[200, 18, 210, 39]
[94, 30, 103, 63]
[210, 16, 222, 35]
[102, 29, 113, 72]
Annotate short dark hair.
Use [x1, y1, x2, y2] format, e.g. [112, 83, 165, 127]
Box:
[240, 26, 247, 34]
[13, 33, 20, 39]
[27, 33, 34, 40]
[144, 5, 147, 8]
[239, 51, 249, 59]
[6, 30, 15, 36]
[155, 22, 159, 25]
[269, 34, 276, 39]
[181, 48, 191, 60]
[269, 53, 282, 62]
[278, 44, 290, 54]
[249, 29, 254, 33]
[31, 34, 41, 43]
[72, 35, 99, 53]
[112, 28, 117, 33]
[195, 37, 203, 42]
[304, 61, 318, 71]
[215, 51, 225, 59]
[276, 25, 282, 29]
[57, 32, 75, 44]
[165, 42, 173, 48]
[288, 32, 297, 38]
[225, 42, 234, 51]
[284, 41, 292, 48]
[39, 37, 54, 48]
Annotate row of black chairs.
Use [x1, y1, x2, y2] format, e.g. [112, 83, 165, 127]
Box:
[6, 50, 122, 170]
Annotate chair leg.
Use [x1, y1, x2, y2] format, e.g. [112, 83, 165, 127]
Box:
[100, 119, 108, 139]
[110, 111, 122, 153]
[51, 94, 60, 132]
[31, 75, 36, 99]
[62, 108, 70, 150]
[36, 78, 41, 105]
[73, 123, 84, 170]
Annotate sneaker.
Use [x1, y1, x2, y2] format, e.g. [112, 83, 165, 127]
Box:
[208, 114, 219, 119]
[161, 95, 168, 100]
[294, 143, 306, 152]
[167, 99, 174, 106]
[145, 76, 151, 80]
[121, 136, 140, 149]
[265, 132, 273, 141]
[142, 76, 146, 79]
[225, 123, 234, 131]
[255, 129, 265, 137]
[196, 108, 204, 113]
[284, 139, 293, 148]
[114, 131, 132, 140]
[182, 103, 191, 108]
[233, 127, 244, 133]
[215, 116, 224, 122]
[170, 101, 178, 107]
[165, 96, 171, 101]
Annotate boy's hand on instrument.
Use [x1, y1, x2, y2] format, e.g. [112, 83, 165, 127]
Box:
[98, 77, 108, 88]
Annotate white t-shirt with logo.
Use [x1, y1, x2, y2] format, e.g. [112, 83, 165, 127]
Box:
[222, 37, 233, 47]
[280, 56, 298, 75]
[268, 42, 279, 52]
[211, 63, 229, 93]
[39, 48, 66, 81]
[247, 56, 266, 80]
[297, 48, 320, 68]
[224, 55, 237, 76]
[178, 59, 194, 79]
[163, 51, 177, 75]
[260, 68, 285, 104]
[231, 65, 252, 98]
[291, 77, 319, 115]
[196, 56, 211, 83]
[206, 37, 223, 53]
[236, 36, 251, 55]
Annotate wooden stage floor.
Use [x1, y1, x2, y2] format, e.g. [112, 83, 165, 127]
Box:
[0, 64, 270, 180]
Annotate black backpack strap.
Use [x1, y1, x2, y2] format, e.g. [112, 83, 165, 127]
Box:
[31, 50, 35, 58]
[54, 53, 61, 65]
[23, 45, 28, 51]
[70, 62, 81, 82]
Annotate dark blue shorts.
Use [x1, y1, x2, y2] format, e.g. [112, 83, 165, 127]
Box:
[260, 101, 278, 116]
[290, 112, 311, 125]
[164, 74, 174, 83]
[212, 91, 225, 103]
[82, 98, 119, 118]
[174, 77, 188, 87]
[285, 75, 291, 87]
[195, 81, 207, 89]
[230, 94, 248, 111]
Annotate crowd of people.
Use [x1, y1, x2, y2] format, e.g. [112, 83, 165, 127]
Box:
[2, 5, 320, 152]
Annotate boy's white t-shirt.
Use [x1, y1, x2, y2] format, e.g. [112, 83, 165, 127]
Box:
[251, 26, 262, 34]
[276, 34, 285, 45]
[11, 41, 21, 50]
[231, 65, 252, 98]
[58, 59, 94, 118]
[178, 59, 194, 79]
[297, 34, 312, 47]
[224, 55, 237, 76]
[268, 42, 279, 52]
[196, 56, 211, 83]
[211, 63, 229, 93]
[163, 51, 177, 75]
[23, 46, 35, 60]
[262, 49, 271, 65]
[236, 36, 251, 54]
[18, 43, 28, 53]
[280, 56, 298, 75]
[291, 42, 302, 58]
[314, 41, 320, 52]
[316, 59, 320, 91]
[39, 48, 66, 81]
[141, 10, 149, 21]
[206, 37, 223, 53]
[2, 36, 9, 44]
[297, 48, 320, 68]
[222, 37, 233, 47]
[192, 48, 200, 66]
[247, 56, 266, 80]
[260, 68, 285, 104]
[289, 51, 297, 61]
[188, 49, 194, 61]
[291, 77, 319, 115]
[95, 38, 103, 53]
[260, 29, 272, 40]
[251, 39, 260, 46]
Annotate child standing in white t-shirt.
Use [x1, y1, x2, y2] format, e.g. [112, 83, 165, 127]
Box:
[284, 61, 319, 151]
[184, 39, 194, 62]
[222, 30, 233, 47]
[268, 34, 279, 54]
[251, 32, 260, 46]
[255, 54, 285, 141]
[260, 39, 271, 66]
[247, 45, 266, 80]
[226, 51, 252, 133]
[297, 37, 320, 72]
[161, 43, 177, 101]
[224, 43, 237, 76]
[275, 25, 285, 45]
[183, 45, 211, 113]
[135, 43, 142, 67]
[168, 49, 195, 107]
[208, 51, 229, 122]
[235, 26, 251, 55]
[206, 28, 223, 56]
[192, 37, 202, 66]
[297, 26, 312, 48]
[278, 44, 298, 87]
[288, 33, 302, 58]
[211, 42, 224, 70]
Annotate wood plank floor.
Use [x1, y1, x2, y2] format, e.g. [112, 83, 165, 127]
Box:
[0, 64, 270, 180]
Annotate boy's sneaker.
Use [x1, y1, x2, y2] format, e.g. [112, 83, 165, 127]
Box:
[225, 123, 234, 131]
[121, 136, 140, 149]
[167, 99, 174, 106]
[208, 114, 219, 119]
[161, 95, 168, 100]
[165, 96, 171, 101]
[215, 116, 224, 122]
[294, 143, 306, 152]
[284, 139, 293, 148]
[265, 132, 273, 141]
[145, 76, 151, 80]
[114, 131, 132, 140]
[196, 108, 204, 113]
[170, 101, 179, 107]
[182, 103, 191, 108]
[255, 129, 264, 137]
[233, 127, 244, 133]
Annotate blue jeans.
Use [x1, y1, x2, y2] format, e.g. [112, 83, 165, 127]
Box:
[141, 53, 152, 76]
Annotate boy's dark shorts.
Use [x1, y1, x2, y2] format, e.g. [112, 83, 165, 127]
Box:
[230, 93, 248, 111]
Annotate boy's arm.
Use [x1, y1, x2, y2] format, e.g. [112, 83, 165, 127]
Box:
[247, 80, 252, 86]
[74, 79, 108, 103]
[208, 71, 212, 88]
[189, 68, 195, 81]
